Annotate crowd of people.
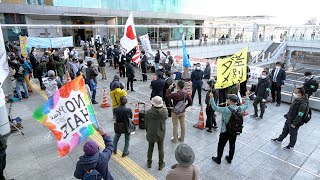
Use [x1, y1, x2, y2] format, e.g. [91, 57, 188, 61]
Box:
[4, 39, 319, 180]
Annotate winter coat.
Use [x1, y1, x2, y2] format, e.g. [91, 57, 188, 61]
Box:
[114, 105, 133, 134]
[46, 61, 56, 72]
[303, 77, 319, 97]
[86, 66, 98, 84]
[110, 88, 127, 108]
[155, 53, 160, 63]
[203, 65, 211, 79]
[140, 55, 148, 70]
[190, 69, 203, 87]
[255, 77, 270, 99]
[286, 97, 308, 126]
[74, 135, 114, 180]
[145, 107, 168, 142]
[150, 79, 165, 99]
[97, 52, 106, 67]
[125, 63, 135, 79]
[55, 59, 66, 77]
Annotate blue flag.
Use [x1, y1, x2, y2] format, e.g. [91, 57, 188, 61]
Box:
[182, 34, 191, 67]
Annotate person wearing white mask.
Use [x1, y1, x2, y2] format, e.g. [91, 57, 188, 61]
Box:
[191, 63, 204, 106]
[270, 62, 286, 106]
[271, 87, 308, 150]
[250, 70, 270, 119]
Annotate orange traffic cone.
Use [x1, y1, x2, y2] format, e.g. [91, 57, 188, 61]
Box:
[133, 103, 139, 125]
[241, 99, 248, 116]
[193, 106, 205, 130]
[187, 81, 192, 98]
[101, 89, 110, 108]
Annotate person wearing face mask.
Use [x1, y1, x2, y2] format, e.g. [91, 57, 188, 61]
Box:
[209, 92, 250, 164]
[250, 70, 270, 119]
[303, 71, 319, 98]
[191, 63, 204, 106]
[86, 60, 99, 104]
[270, 62, 286, 106]
[97, 49, 107, 80]
[271, 87, 308, 150]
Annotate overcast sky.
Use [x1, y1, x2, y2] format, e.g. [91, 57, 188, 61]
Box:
[187, 0, 319, 25]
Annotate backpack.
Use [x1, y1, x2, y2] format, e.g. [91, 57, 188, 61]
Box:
[310, 79, 319, 93]
[297, 102, 312, 126]
[76, 65, 84, 77]
[16, 64, 25, 82]
[44, 78, 58, 97]
[226, 107, 244, 136]
[83, 169, 104, 180]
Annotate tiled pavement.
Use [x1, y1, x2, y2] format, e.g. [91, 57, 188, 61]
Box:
[4, 66, 320, 180]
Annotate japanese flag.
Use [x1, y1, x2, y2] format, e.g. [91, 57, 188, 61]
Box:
[120, 13, 138, 54]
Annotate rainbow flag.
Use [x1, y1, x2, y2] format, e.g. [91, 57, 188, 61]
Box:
[33, 76, 98, 157]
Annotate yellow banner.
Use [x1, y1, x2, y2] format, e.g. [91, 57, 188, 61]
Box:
[19, 36, 27, 58]
[215, 48, 248, 89]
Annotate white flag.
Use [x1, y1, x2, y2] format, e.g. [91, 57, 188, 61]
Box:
[120, 13, 138, 54]
[0, 53, 9, 87]
[139, 34, 153, 53]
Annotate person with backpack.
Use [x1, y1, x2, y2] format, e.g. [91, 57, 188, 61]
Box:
[209, 92, 250, 164]
[165, 81, 193, 143]
[0, 134, 8, 180]
[303, 71, 319, 98]
[14, 58, 30, 101]
[113, 96, 133, 157]
[166, 143, 200, 180]
[43, 70, 62, 98]
[271, 87, 309, 150]
[74, 128, 114, 180]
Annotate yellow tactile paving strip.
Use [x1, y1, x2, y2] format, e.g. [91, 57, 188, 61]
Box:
[30, 80, 156, 180]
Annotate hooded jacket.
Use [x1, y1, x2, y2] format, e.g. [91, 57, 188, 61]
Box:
[255, 77, 270, 99]
[286, 96, 308, 126]
[145, 107, 168, 142]
[74, 135, 114, 180]
[110, 88, 127, 108]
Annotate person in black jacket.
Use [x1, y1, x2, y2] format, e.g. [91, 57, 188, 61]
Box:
[0, 134, 7, 180]
[86, 60, 99, 104]
[29, 47, 38, 73]
[97, 49, 107, 80]
[303, 71, 319, 98]
[271, 87, 308, 150]
[113, 96, 133, 157]
[125, 59, 135, 92]
[250, 70, 270, 119]
[205, 80, 219, 133]
[150, 71, 165, 100]
[203, 62, 211, 91]
[113, 46, 120, 69]
[191, 63, 204, 106]
[270, 62, 286, 106]
[140, 50, 148, 82]
[155, 50, 160, 71]
[163, 71, 174, 117]
[119, 51, 126, 78]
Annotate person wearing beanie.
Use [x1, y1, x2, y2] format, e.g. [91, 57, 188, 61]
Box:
[74, 128, 114, 180]
[110, 74, 124, 91]
[145, 96, 168, 170]
[209, 92, 250, 164]
[113, 96, 133, 157]
[166, 143, 200, 180]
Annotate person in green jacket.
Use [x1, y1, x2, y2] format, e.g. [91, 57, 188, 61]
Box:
[145, 96, 168, 170]
[54, 55, 66, 83]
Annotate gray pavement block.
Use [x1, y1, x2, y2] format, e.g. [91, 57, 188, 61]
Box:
[292, 169, 319, 180]
[301, 157, 320, 175]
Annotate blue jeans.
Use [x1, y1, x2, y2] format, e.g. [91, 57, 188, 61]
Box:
[113, 133, 130, 154]
[16, 80, 29, 99]
[155, 63, 159, 71]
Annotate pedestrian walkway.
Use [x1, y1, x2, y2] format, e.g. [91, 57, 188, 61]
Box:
[4, 66, 320, 180]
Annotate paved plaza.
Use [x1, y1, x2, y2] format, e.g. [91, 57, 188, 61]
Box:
[4, 67, 320, 180]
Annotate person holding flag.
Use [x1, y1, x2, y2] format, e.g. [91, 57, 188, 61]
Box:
[182, 33, 191, 79]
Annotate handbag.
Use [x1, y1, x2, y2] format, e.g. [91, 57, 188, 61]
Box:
[114, 122, 125, 134]
[128, 120, 136, 133]
[173, 92, 186, 114]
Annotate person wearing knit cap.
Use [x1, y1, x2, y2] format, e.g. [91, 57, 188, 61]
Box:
[74, 128, 114, 180]
[166, 143, 200, 180]
[145, 96, 168, 170]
